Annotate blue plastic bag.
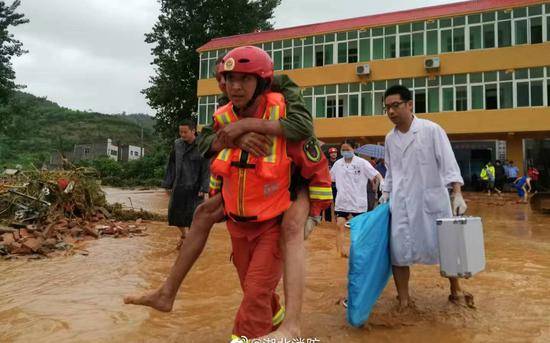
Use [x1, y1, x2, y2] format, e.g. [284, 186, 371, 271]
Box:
[347, 202, 392, 327]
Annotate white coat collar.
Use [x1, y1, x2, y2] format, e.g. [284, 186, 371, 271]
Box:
[393, 116, 420, 153]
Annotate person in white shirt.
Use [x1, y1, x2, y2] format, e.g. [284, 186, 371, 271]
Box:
[330, 141, 383, 257]
[379, 85, 472, 310]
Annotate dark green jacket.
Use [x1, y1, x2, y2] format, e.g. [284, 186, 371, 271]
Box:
[197, 74, 315, 158]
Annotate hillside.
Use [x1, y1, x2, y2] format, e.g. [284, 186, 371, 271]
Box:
[0, 91, 158, 167]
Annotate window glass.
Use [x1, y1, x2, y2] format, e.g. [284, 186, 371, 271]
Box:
[349, 83, 360, 92]
[412, 32, 424, 55]
[455, 74, 467, 84]
[283, 49, 292, 70]
[303, 45, 314, 67]
[470, 72, 483, 83]
[372, 27, 383, 36]
[482, 12, 496, 22]
[453, 28, 465, 51]
[293, 39, 303, 47]
[497, 21, 512, 47]
[498, 10, 511, 20]
[441, 75, 453, 85]
[531, 81, 543, 106]
[427, 30, 438, 54]
[325, 33, 334, 42]
[414, 77, 426, 87]
[273, 41, 282, 49]
[374, 92, 384, 115]
[499, 82, 513, 108]
[293, 47, 302, 69]
[361, 92, 373, 115]
[499, 71, 513, 81]
[399, 34, 411, 57]
[442, 88, 454, 111]
[470, 26, 482, 49]
[529, 5, 542, 16]
[324, 44, 333, 64]
[338, 42, 347, 63]
[304, 97, 313, 114]
[439, 18, 452, 28]
[338, 83, 348, 93]
[374, 81, 386, 91]
[414, 89, 426, 113]
[412, 21, 424, 31]
[468, 14, 481, 24]
[515, 20, 528, 44]
[325, 84, 336, 94]
[426, 20, 437, 30]
[303, 88, 312, 96]
[515, 68, 528, 79]
[456, 86, 468, 111]
[401, 78, 413, 88]
[531, 67, 544, 78]
[283, 39, 292, 48]
[348, 30, 358, 39]
[373, 38, 384, 59]
[428, 88, 439, 112]
[517, 82, 529, 107]
[513, 7, 527, 18]
[200, 60, 208, 79]
[359, 38, 370, 61]
[399, 23, 411, 33]
[471, 85, 484, 109]
[348, 40, 358, 63]
[485, 84, 498, 109]
[359, 29, 370, 38]
[453, 16, 465, 26]
[441, 29, 453, 52]
[484, 71, 497, 82]
[304, 37, 313, 45]
[530, 17, 543, 44]
[483, 23, 495, 48]
[314, 86, 325, 95]
[336, 32, 346, 41]
[385, 36, 396, 58]
[316, 97, 326, 117]
[273, 50, 282, 70]
[547, 15, 550, 41]
[349, 94, 359, 115]
[428, 76, 440, 87]
[384, 26, 396, 35]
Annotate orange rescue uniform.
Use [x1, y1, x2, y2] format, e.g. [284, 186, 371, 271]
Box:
[210, 92, 332, 339]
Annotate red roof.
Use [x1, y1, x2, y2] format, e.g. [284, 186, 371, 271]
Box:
[198, 0, 544, 52]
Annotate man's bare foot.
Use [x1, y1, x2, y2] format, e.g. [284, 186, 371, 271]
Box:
[123, 288, 175, 312]
[255, 324, 300, 342]
[449, 291, 475, 308]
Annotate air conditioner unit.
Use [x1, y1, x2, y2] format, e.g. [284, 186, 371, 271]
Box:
[424, 57, 440, 70]
[356, 64, 370, 76]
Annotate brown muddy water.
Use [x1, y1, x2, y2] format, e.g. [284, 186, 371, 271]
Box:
[0, 190, 549, 342]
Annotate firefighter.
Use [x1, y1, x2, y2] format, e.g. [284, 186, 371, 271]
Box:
[209, 46, 332, 341]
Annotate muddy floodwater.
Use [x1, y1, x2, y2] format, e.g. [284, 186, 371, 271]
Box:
[1, 190, 549, 342]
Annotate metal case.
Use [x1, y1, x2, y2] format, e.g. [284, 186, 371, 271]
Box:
[436, 216, 486, 278]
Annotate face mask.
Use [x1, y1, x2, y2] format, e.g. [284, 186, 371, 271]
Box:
[341, 151, 354, 159]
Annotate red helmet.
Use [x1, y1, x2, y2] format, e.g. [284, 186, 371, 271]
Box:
[221, 46, 274, 83]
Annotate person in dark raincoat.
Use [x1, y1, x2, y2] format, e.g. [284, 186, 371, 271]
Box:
[162, 119, 210, 246]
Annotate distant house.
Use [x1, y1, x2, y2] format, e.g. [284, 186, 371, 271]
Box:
[72, 138, 119, 161]
[118, 144, 144, 162]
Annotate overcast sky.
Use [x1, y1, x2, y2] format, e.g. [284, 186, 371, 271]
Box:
[12, 0, 462, 115]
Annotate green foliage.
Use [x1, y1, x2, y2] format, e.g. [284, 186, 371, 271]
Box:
[143, 0, 281, 141]
[0, 0, 28, 131]
[0, 91, 158, 167]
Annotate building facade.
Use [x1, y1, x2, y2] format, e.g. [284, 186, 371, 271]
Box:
[118, 144, 144, 162]
[196, 0, 550, 186]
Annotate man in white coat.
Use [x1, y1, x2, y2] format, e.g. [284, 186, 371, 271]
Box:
[379, 85, 472, 309]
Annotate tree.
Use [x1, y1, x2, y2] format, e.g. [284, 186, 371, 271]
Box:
[0, 0, 28, 132]
[143, 0, 281, 141]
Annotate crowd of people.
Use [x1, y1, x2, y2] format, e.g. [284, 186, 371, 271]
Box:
[478, 159, 540, 203]
[124, 45, 474, 342]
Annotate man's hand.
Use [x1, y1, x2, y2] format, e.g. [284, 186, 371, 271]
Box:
[451, 192, 467, 216]
[235, 132, 272, 157]
[217, 119, 254, 148]
[379, 191, 390, 204]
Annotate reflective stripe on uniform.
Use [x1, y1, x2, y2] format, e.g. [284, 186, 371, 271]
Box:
[272, 305, 285, 326]
[230, 334, 248, 343]
[264, 105, 280, 163]
[209, 176, 221, 190]
[217, 148, 232, 161]
[309, 186, 333, 200]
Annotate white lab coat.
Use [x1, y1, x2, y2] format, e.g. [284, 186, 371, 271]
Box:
[383, 117, 463, 266]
